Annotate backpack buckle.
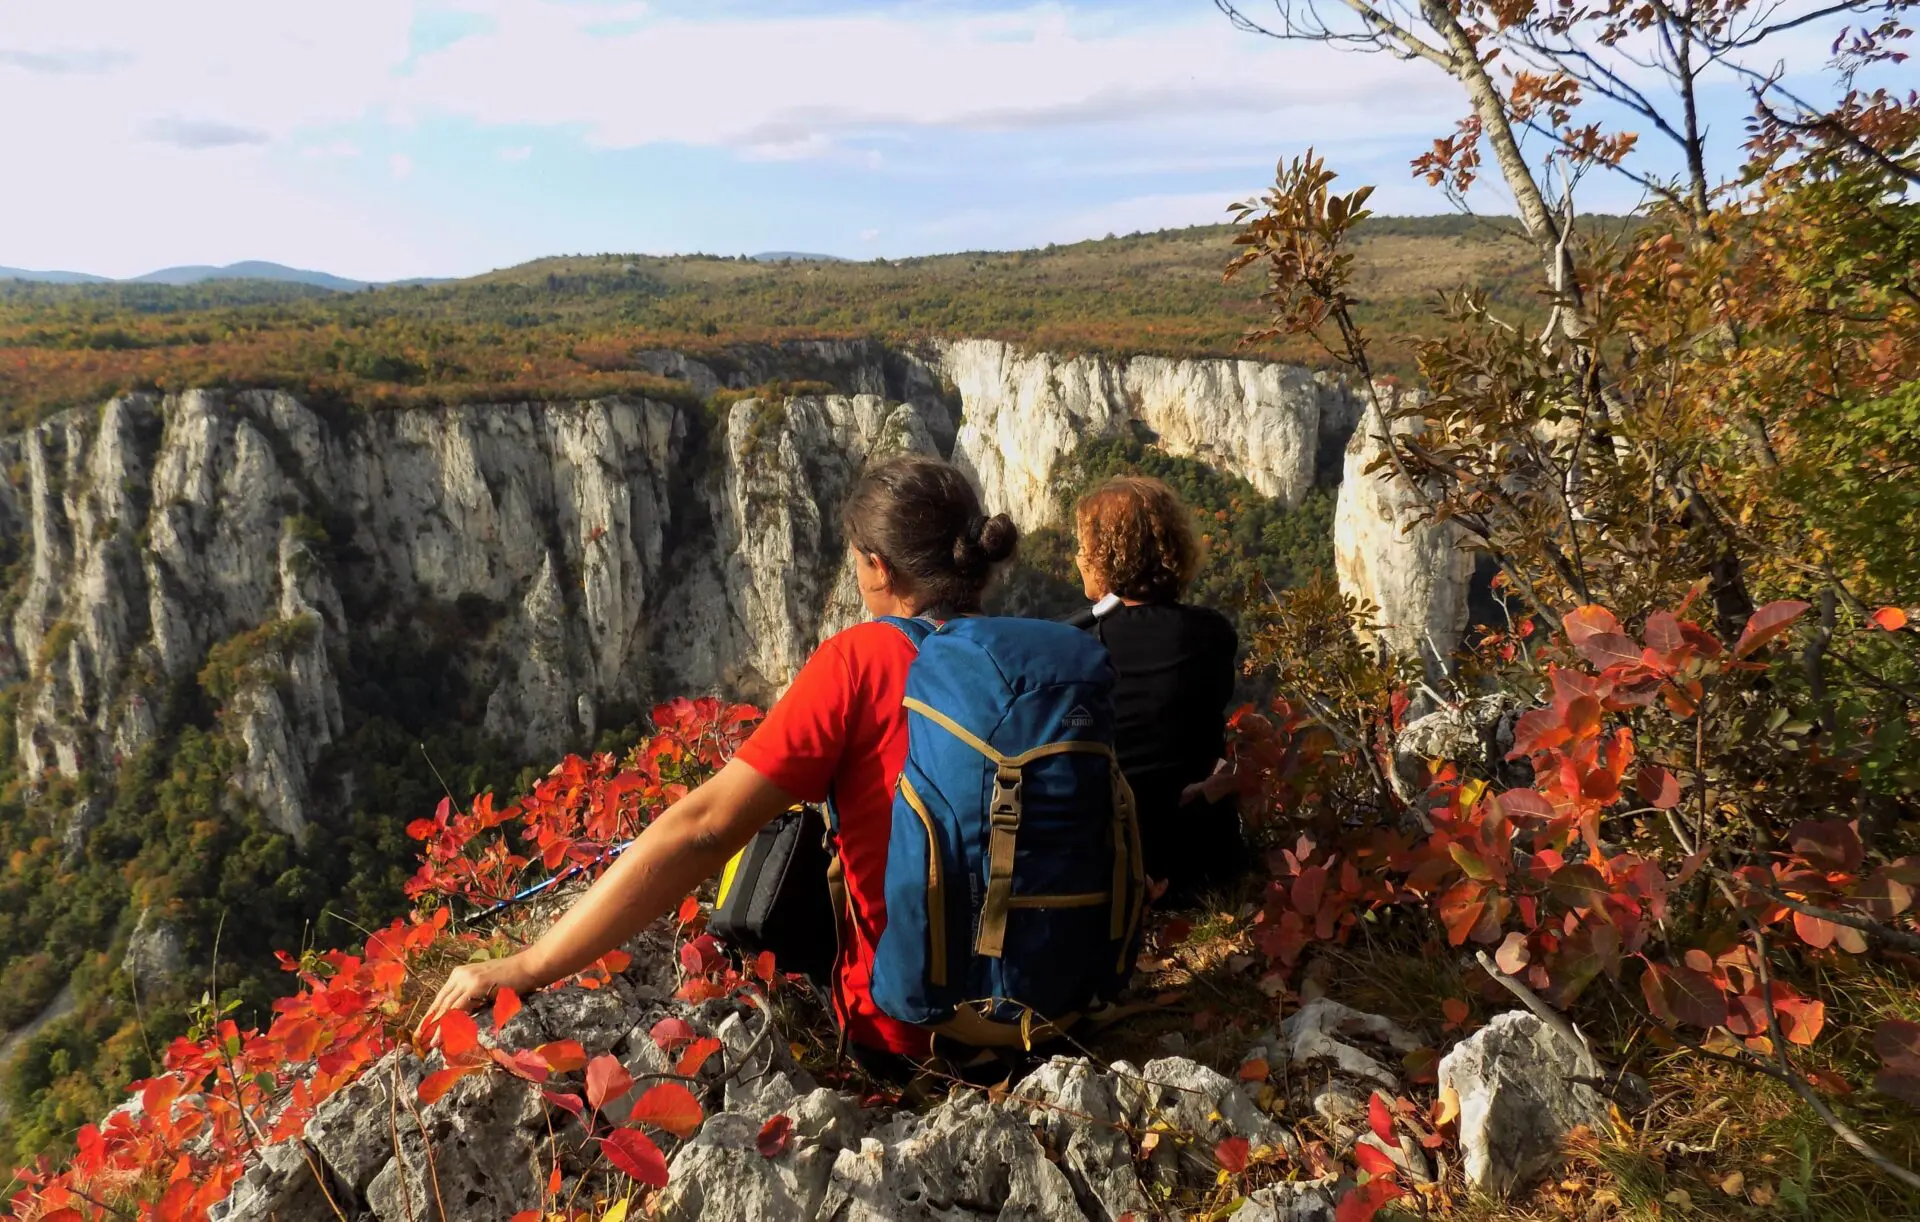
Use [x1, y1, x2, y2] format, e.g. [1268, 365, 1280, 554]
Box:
[990, 767, 1022, 826]
[978, 766, 1024, 958]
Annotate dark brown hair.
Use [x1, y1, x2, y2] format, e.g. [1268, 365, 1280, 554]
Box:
[1075, 475, 1199, 603]
[843, 454, 1018, 615]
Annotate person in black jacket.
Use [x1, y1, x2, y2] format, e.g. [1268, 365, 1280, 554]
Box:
[1066, 475, 1243, 905]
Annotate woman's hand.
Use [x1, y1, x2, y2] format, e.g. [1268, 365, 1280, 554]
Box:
[423, 954, 544, 1029]
[416, 758, 796, 1036]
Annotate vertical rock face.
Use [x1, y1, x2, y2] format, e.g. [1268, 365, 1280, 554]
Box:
[932, 338, 1359, 527]
[4, 387, 939, 834]
[1331, 404, 1474, 683]
[0, 341, 1461, 845]
[696, 395, 937, 702]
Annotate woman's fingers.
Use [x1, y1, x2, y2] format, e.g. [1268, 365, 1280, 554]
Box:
[422, 965, 490, 1032]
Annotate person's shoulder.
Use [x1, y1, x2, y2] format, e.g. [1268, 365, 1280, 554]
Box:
[825, 619, 923, 662]
[1180, 603, 1238, 646]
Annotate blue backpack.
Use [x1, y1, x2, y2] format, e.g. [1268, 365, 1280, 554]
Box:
[867, 615, 1146, 1047]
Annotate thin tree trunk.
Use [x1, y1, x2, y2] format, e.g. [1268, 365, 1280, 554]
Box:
[1417, 0, 1573, 303]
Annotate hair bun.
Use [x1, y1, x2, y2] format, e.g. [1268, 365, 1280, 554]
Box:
[977, 513, 1019, 564]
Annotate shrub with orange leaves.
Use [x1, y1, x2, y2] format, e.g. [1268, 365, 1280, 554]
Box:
[6, 697, 760, 1221]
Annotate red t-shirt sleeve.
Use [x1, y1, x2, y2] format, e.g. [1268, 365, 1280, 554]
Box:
[734, 635, 854, 803]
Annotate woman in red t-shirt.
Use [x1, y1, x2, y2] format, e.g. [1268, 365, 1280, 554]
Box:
[425, 454, 1018, 1056]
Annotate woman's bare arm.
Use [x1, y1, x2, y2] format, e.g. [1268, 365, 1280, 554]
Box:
[423, 757, 796, 1024]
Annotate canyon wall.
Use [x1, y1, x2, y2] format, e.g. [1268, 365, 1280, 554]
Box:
[0, 339, 1467, 841]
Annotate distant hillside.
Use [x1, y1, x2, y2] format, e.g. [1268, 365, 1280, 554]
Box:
[0, 267, 108, 285]
[750, 251, 850, 263]
[0, 261, 451, 291]
[0, 215, 1596, 423]
[128, 261, 374, 291]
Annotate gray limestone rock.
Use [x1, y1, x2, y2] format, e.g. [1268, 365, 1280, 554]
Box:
[364, 1067, 548, 1221]
[1282, 999, 1420, 1090]
[1010, 1057, 1152, 1221]
[207, 1140, 340, 1222]
[120, 906, 187, 995]
[822, 1090, 1084, 1222]
[1438, 1010, 1611, 1196]
[1332, 403, 1475, 682]
[302, 1052, 425, 1199]
[1119, 1056, 1289, 1153]
[1391, 692, 1528, 803]
[1232, 1178, 1341, 1222]
[656, 1111, 838, 1222]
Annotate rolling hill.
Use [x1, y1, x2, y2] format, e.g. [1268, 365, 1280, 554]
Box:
[0, 215, 1562, 425]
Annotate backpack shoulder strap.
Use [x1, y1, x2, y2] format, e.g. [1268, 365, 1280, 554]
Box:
[876, 615, 936, 650]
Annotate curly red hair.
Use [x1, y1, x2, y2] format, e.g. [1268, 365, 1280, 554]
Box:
[1074, 475, 1199, 603]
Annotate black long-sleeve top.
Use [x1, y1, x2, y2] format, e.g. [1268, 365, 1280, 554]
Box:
[1068, 601, 1238, 817]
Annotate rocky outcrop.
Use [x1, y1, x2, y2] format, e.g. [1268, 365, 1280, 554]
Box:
[4, 386, 932, 828]
[121, 907, 188, 995]
[1332, 403, 1474, 684]
[1390, 692, 1531, 805]
[210, 952, 1441, 1222]
[935, 339, 1359, 527]
[1438, 1011, 1610, 1197]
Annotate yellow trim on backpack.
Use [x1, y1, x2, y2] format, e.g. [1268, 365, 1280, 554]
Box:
[902, 697, 1003, 762]
[898, 776, 948, 988]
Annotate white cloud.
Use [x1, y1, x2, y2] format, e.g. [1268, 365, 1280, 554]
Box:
[141, 116, 271, 149]
[859, 228, 880, 242]
[499, 144, 533, 161]
[398, 4, 1452, 158]
[0, 0, 1862, 277]
[2, 2, 1451, 163]
[0, 47, 131, 74]
[301, 139, 364, 160]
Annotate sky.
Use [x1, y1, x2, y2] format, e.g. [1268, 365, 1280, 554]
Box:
[0, 0, 1866, 281]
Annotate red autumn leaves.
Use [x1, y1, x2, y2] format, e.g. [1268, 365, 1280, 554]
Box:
[1238, 596, 1918, 1104]
[412, 979, 721, 1192]
[404, 698, 762, 908]
[13, 697, 766, 1220]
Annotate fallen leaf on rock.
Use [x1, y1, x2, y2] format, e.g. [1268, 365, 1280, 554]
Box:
[1354, 1143, 1398, 1176]
[649, 1017, 697, 1051]
[1368, 1093, 1395, 1145]
[534, 1040, 588, 1074]
[587, 1056, 636, 1113]
[757, 1114, 793, 1158]
[491, 988, 522, 1030]
[1215, 1136, 1250, 1174]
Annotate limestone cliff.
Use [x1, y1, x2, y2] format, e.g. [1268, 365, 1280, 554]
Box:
[0, 340, 1464, 842]
[1332, 402, 1475, 684]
